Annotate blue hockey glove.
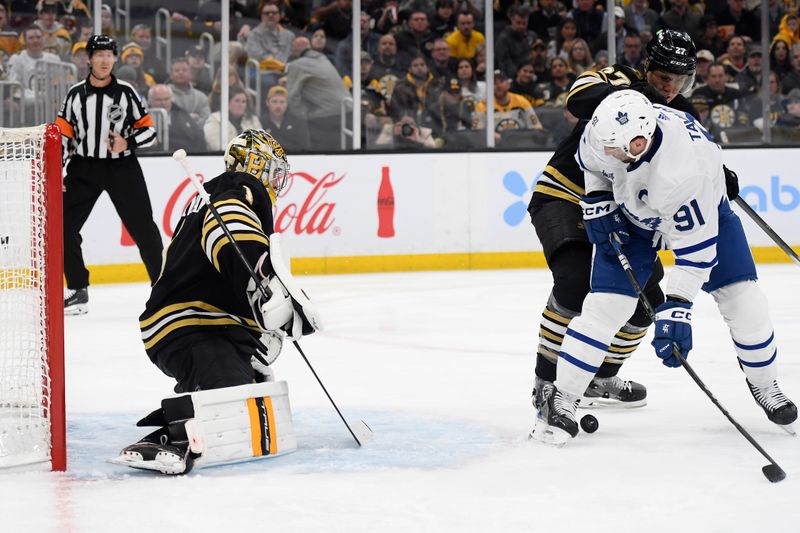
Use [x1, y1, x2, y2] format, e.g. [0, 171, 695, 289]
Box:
[580, 192, 630, 255]
[651, 299, 693, 368]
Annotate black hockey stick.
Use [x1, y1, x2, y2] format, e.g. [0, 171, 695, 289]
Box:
[733, 196, 800, 267]
[172, 149, 372, 447]
[610, 233, 786, 483]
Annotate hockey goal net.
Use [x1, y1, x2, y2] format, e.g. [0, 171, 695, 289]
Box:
[0, 124, 65, 471]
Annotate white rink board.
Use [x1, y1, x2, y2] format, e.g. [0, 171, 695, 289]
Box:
[75, 149, 800, 266]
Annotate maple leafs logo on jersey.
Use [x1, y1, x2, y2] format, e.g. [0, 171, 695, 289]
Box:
[615, 111, 629, 125]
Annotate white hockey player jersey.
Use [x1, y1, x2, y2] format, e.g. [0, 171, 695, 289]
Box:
[577, 104, 728, 301]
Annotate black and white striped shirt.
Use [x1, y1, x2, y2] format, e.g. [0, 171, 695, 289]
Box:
[57, 75, 156, 163]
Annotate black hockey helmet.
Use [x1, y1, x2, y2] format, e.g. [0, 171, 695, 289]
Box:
[86, 34, 117, 58]
[646, 29, 696, 75]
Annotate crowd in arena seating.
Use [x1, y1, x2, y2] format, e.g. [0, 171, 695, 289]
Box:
[2, 0, 800, 151]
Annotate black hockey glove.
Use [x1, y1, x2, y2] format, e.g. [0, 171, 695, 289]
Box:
[723, 165, 740, 200]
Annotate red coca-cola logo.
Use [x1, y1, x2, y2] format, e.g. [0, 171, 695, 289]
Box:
[120, 170, 344, 245]
[274, 171, 344, 235]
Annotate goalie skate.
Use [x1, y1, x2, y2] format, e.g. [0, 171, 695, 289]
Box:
[582, 375, 647, 409]
[747, 379, 798, 435]
[529, 382, 580, 447]
[109, 433, 197, 475]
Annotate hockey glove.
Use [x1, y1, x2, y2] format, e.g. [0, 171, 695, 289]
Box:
[580, 192, 630, 255]
[723, 165, 740, 200]
[651, 299, 693, 368]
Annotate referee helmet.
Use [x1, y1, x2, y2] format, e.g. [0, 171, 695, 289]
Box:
[86, 34, 118, 57]
[224, 129, 290, 195]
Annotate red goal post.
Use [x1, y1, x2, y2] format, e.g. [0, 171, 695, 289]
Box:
[0, 124, 65, 471]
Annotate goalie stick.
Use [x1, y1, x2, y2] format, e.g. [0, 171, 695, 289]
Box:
[172, 149, 372, 447]
[610, 233, 786, 483]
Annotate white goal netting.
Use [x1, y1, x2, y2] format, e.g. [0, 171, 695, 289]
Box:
[0, 125, 62, 470]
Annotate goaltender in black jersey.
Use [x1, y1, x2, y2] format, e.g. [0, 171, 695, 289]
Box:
[113, 130, 320, 475]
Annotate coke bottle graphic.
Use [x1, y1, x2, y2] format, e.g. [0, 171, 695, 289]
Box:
[377, 166, 395, 238]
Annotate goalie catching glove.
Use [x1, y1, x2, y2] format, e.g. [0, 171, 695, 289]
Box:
[247, 233, 322, 342]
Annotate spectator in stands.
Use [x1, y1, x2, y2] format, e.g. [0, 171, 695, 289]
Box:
[593, 6, 634, 54]
[287, 36, 348, 151]
[736, 46, 762, 94]
[456, 57, 485, 108]
[309, 23, 336, 64]
[594, 49, 609, 69]
[186, 45, 212, 94]
[619, 33, 645, 71]
[657, 0, 701, 42]
[571, 0, 604, 46]
[691, 62, 749, 139]
[99, 4, 115, 38]
[33, 2, 71, 59]
[428, 37, 457, 86]
[167, 57, 211, 127]
[473, 68, 543, 135]
[529, 0, 561, 45]
[370, 33, 404, 99]
[446, 11, 484, 60]
[239, 2, 295, 85]
[473, 42, 487, 80]
[779, 45, 800, 93]
[120, 42, 155, 97]
[146, 83, 205, 153]
[435, 77, 472, 138]
[529, 39, 550, 82]
[431, 0, 456, 39]
[203, 85, 262, 151]
[694, 49, 715, 87]
[716, 0, 760, 42]
[7, 1, 37, 29]
[7, 26, 58, 107]
[372, 0, 400, 35]
[495, 5, 534, 79]
[374, 112, 438, 149]
[390, 54, 438, 130]
[763, 0, 787, 38]
[547, 17, 577, 61]
[624, 0, 658, 43]
[69, 40, 88, 79]
[721, 35, 747, 80]
[696, 15, 725, 58]
[260, 84, 310, 152]
[396, 8, 436, 68]
[314, 0, 352, 44]
[335, 11, 380, 77]
[75, 18, 93, 44]
[536, 56, 573, 104]
[130, 23, 166, 84]
[770, 37, 794, 79]
[511, 61, 542, 106]
[0, 4, 11, 32]
[566, 38, 593, 75]
[747, 71, 782, 131]
[207, 68, 248, 112]
[777, 87, 800, 128]
[775, 14, 800, 49]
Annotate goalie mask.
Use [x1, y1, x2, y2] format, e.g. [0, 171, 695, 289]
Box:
[224, 129, 290, 194]
[588, 90, 657, 163]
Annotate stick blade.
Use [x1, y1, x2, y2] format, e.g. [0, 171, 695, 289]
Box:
[762, 464, 786, 483]
[353, 420, 373, 447]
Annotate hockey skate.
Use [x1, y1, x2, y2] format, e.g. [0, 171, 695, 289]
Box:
[747, 379, 798, 435]
[110, 429, 198, 475]
[530, 382, 580, 447]
[64, 287, 88, 316]
[582, 375, 647, 409]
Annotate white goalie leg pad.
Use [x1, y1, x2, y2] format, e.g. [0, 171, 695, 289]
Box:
[268, 232, 322, 336]
[712, 280, 778, 386]
[181, 381, 297, 470]
[555, 292, 638, 397]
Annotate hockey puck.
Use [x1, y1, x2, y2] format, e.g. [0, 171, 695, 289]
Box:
[580, 414, 599, 434]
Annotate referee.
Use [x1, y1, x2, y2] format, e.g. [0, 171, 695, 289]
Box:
[57, 34, 163, 315]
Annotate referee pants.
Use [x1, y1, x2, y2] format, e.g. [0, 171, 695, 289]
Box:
[63, 155, 163, 289]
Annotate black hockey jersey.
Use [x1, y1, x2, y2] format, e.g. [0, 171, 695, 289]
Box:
[530, 65, 697, 208]
[139, 171, 275, 359]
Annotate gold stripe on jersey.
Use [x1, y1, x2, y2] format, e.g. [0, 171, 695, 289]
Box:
[201, 199, 269, 272]
[533, 182, 581, 205]
[564, 71, 606, 106]
[543, 164, 584, 195]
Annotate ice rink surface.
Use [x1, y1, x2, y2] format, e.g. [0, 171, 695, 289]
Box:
[3, 265, 800, 532]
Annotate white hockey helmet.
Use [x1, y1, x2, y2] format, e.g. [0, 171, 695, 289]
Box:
[588, 90, 657, 163]
[224, 129, 290, 194]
